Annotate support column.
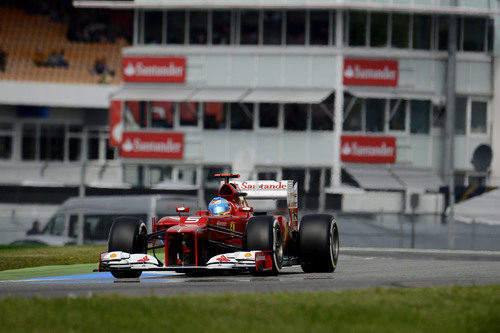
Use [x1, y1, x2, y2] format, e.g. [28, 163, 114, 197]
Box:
[445, 7, 457, 249]
[331, 10, 344, 189]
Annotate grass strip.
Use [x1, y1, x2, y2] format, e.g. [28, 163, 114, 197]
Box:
[0, 263, 98, 281]
[1, 285, 499, 332]
[0, 245, 106, 271]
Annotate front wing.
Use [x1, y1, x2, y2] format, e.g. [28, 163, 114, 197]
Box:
[99, 250, 274, 273]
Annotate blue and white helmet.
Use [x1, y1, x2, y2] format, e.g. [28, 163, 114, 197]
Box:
[208, 197, 231, 216]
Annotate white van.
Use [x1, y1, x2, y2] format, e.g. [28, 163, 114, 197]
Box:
[12, 194, 202, 246]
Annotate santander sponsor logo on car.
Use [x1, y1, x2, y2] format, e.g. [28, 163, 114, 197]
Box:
[343, 58, 398, 86]
[122, 57, 186, 83]
[341, 135, 396, 163]
[120, 132, 183, 159]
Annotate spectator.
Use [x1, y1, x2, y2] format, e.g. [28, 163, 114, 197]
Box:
[0, 48, 7, 72]
[26, 220, 41, 235]
[91, 57, 114, 83]
[46, 49, 68, 68]
[33, 47, 47, 67]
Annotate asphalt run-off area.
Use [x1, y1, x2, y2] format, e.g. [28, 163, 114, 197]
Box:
[1, 248, 500, 298]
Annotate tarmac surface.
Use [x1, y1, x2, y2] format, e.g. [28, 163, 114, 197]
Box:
[1, 248, 500, 298]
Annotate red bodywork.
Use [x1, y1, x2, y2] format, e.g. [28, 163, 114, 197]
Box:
[153, 178, 291, 267]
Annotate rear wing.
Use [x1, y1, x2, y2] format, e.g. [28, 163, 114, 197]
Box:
[229, 180, 299, 231]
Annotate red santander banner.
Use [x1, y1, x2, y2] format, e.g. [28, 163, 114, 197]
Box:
[341, 135, 396, 164]
[109, 100, 123, 147]
[122, 57, 186, 83]
[120, 132, 183, 159]
[343, 58, 398, 87]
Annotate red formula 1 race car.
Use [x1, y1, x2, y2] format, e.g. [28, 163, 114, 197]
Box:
[99, 174, 339, 278]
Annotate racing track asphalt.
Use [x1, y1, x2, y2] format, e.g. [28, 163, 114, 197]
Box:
[1, 248, 500, 298]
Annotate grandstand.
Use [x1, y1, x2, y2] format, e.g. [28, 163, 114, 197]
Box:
[0, 6, 127, 85]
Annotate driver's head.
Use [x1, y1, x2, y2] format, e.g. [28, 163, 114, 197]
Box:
[208, 197, 231, 216]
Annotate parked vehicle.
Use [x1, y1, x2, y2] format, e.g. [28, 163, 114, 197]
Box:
[11, 194, 202, 246]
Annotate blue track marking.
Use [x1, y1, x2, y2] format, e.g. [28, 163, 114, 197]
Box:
[22, 271, 180, 283]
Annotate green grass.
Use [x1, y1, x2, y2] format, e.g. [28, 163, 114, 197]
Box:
[0, 245, 106, 271]
[0, 263, 98, 281]
[0, 286, 499, 332]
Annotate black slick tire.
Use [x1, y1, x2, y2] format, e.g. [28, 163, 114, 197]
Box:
[108, 217, 147, 279]
[299, 214, 339, 273]
[246, 215, 283, 275]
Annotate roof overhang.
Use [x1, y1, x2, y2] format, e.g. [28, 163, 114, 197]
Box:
[74, 1, 500, 17]
[242, 88, 332, 104]
[346, 86, 445, 105]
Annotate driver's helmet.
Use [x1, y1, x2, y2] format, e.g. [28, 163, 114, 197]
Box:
[208, 197, 231, 216]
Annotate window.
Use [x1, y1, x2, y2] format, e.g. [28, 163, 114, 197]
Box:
[311, 96, 334, 131]
[463, 17, 485, 52]
[43, 215, 65, 236]
[309, 11, 329, 45]
[286, 11, 305, 45]
[230, 103, 253, 130]
[212, 11, 231, 45]
[149, 166, 173, 186]
[180, 102, 198, 127]
[105, 139, 115, 160]
[370, 13, 388, 47]
[348, 11, 367, 46]
[22, 124, 36, 160]
[263, 11, 282, 45]
[432, 105, 445, 129]
[365, 99, 385, 132]
[204, 102, 227, 129]
[389, 100, 406, 131]
[189, 11, 208, 44]
[240, 10, 259, 44]
[68, 125, 82, 161]
[455, 97, 467, 135]
[259, 103, 279, 128]
[343, 96, 363, 132]
[40, 125, 64, 161]
[410, 100, 430, 134]
[151, 101, 174, 128]
[178, 167, 197, 185]
[0, 123, 13, 160]
[167, 11, 185, 44]
[144, 11, 163, 44]
[87, 131, 100, 160]
[470, 101, 487, 134]
[392, 14, 409, 48]
[284, 104, 307, 131]
[124, 101, 144, 129]
[437, 16, 449, 51]
[413, 15, 431, 50]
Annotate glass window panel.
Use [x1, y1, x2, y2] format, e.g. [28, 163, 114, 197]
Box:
[469, 176, 486, 186]
[230, 103, 254, 130]
[348, 11, 367, 46]
[470, 101, 487, 134]
[311, 104, 333, 131]
[309, 11, 329, 45]
[240, 10, 259, 45]
[178, 167, 197, 184]
[365, 99, 385, 132]
[389, 100, 406, 131]
[45, 215, 65, 236]
[258, 171, 278, 180]
[259, 103, 279, 128]
[263, 11, 282, 45]
[189, 10, 208, 44]
[22, 124, 36, 160]
[180, 102, 198, 126]
[463, 17, 485, 52]
[105, 139, 115, 160]
[392, 14, 409, 48]
[149, 166, 173, 186]
[212, 11, 231, 45]
[438, 15, 449, 51]
[410, 100, 430, 134]
[0, 123, 13, 131]
[488, 18, 494, 53]
[370, 13, 388, 47]
[455, 97, 467, 135]
[284, 104, 307, 131]
[0, 135, 12, 159]
[144, 11, 163, 44]
[87, 136, 100, 160]
[40, 125, 64, 161]
[151, 101, 174, 128]
[167, 11, 185, 44]
[413, 15, 431, 50]
[124, 101, 143, 129]
[432, 105, 445, 129]
[204, 102, 227, 129]
[286, 11, 305, 45]
[343, 97, 363, 132]
[69, 137, 81, 161]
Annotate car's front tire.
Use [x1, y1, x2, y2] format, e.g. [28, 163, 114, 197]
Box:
[108, 217, 147, 278]
[299, 214, 339, 273]
[246, 215, 283, 274]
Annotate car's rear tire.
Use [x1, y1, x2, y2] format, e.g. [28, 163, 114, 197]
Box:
[246, 215, 283, 275]
[299, 214, 339, 273]
[108, 217, 147, 279]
